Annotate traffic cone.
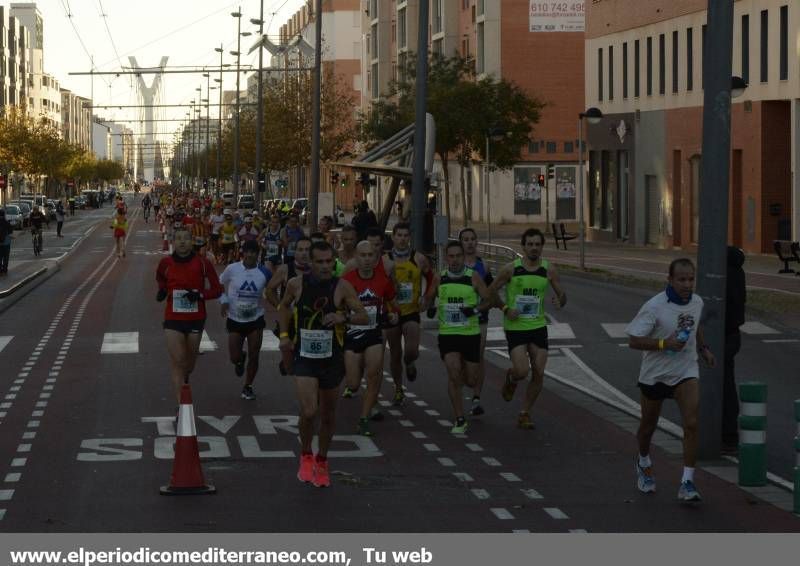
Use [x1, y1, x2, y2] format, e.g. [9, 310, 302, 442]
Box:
[162, 233, 169, 252]
[160, 384, 216, 495]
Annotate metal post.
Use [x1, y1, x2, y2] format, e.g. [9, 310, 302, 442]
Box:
[234, 10, 242, 202]
[485, 134, 492, 244]
[216, 44, 223, 198]
[738, 382, 767, 486]
[309, 0, 323, 230]
[578, 117, 585, 269]
[697, 0, 735, 458]
[255, 0, 265, 210]
[794, 399, 800, 514]
[411, 0, 430, 252]
[205, 75, 211, 188]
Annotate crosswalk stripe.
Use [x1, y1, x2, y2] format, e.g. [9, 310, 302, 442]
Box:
[100, 332, 139, 354]
[601, 323, 629, 339]
[0, 337, 12, 354]
[740, 322, 780, 335]
[199, 331, 217, 352]
[486, 323, 575, 342]
[261, 333, 280, 352]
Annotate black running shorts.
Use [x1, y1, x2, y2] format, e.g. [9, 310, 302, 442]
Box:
[505, 327, 549, 353]
[438, 333, 481, 363]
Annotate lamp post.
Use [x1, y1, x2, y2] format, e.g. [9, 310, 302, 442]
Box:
[214, 45, 224, 197]
[251, 0, 265, 210]
[309, 0, 323, 230]
[484, 127, 507, 244]
[203, 73, 211, 189]
[231, 9, 244, 202]
[577, 107, 603, 270]
[195, 87, 202, 185]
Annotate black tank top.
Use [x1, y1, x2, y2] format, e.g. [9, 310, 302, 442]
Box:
[293, 274, 345, 355]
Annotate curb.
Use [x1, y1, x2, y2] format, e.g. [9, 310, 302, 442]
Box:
[0, 265, 49, 298]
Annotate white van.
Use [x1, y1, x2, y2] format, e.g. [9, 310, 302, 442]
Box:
[21, 194, 47, 208]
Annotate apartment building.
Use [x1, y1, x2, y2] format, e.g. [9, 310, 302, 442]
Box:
[586, 0, 798, 252]
[0, 5, 30, 111]
[60, 89, 92, 151]
[362, 0, 586, 225]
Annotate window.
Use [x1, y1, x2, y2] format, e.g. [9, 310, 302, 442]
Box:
[761, 10, 768, 82]
[741, 15, 749, 84]
[672, 31, 678, 93]
[371, 62, 379, 98]
[687, 28, 693, 91]
[398, 8, 407, 49]
[622, 42, 628, 99]
[564, 141, 574, 153]
[546, 142, 557, 154]
[634, 40, 640, 97]
[432, 38, 443, 55]
[659, 34, 665, 95]
[702, 24, 707, 88]
[477, 22, 485, 73]
[646, 37, 652, 96]
[780, 5, 788, 80]
[528, 141, 540, 153]
[598, 48, 604, 101]
[608, 45, 614, 100]
[432, 0, 443, 34]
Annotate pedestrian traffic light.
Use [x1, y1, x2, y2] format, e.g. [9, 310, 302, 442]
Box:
[330, 171, 339, 185]
[340, 175, 347, 188]
[537, 173, 545, 187]
[359, 172, 369, 185]
[257, 171, 266, 192]
[547, 165, 555, 180]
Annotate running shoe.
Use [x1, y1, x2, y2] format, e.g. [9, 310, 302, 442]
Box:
[469, 396, 485, 416]
[241, 385, 256, 400]
[234, 351, 246, 377]
[502, 369, 518, 402]
[357, 417, 372, 437]
[313, 458, 331, 488]
[369, 408, 385, 422]
[517, 412, 535, 430]
[451, 417, 468, 434]
[342, 386, 355, 399]
[677, 480, 701, 502]
[635, 459, 656, 493]
[405, 362, 417, 382]
[297, 453, 314, 483]
[392, 388, 405, 406]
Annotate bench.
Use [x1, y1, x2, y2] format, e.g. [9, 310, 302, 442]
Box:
[773, 240, 800, 274]
[551, 222, 578, 250]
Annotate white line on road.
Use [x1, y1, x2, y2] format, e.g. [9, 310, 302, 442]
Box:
[483, 457, 502, 467]
[544, 508, 569, 520]
[388, 410, 402, 417]
[500, 472, 521, 482]
[411, 431, 427, 439]
[4, 474, 20, 483]
[17, 444, 31, 453]
[437, 458, 455, 467]
[452, 472, 473, 482]
[0, 337, 13, 353]
[437, 420, 453, 427]
[100, 332, 139, 354]
[399, 420, 414, 427]
[425, 409, 440, 416]
[10, 459, 25, 467]
[423, 444, 440, 452]
[762, 339, 799, 343]
[0, 490, 13, 501]
[21, 432, 35, 440]
[521, 488, 543, 500]
[490, 508, 514, 520]
[414, 400, 429, 407]
[465, 443, 483, 452]
[471, 489, 490, 500]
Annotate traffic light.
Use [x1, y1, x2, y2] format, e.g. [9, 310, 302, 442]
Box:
[340, 175, 347, 188]
[359, 172, 369, 186]
[537, 173, 545, 187]
[547, 164, 555, 180]
[257, 171, 266, 193]
[330, 171, 339, 185]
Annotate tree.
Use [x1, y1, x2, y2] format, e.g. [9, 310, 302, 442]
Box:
[361, 53, 544, 224]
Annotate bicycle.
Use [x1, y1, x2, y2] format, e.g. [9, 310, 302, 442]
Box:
[143, 206, 151, 223]
[31, 228, 43, 257]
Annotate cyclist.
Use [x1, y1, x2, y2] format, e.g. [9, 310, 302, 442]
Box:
[142, 193, 152, 223]
[29, 206, 46, 255]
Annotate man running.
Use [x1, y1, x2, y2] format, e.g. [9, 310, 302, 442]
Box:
[259, 214, 283, 270]
[141, 193, 152, 223]
[459, 227, 493, 416]
[278, 241, 368, 488]
[342, 241, 398, 436]
[384, 222, 436, 405]
[219, 212, 238, 265]
[338, 224, 358, 265]
[627, 258, 715, 501]
[430, 241, 493, 434]
[219, 240, 272, 400]
[280, 213, 305, 270]
[488, 228, 566, 430]
[265, 236, 312, 309]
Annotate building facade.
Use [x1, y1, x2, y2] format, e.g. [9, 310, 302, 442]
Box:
[0, 5, 30, 111]
[586, 0, 799, 252]
[60, 89, 92, 151]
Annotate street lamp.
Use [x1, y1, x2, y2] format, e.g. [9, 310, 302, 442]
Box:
[251, 2, 266, 208]
[484, 126, 508, 244]
[231, 8, 244, 201]
[214, 46, 224, 196]
[577, 107, 603, 270]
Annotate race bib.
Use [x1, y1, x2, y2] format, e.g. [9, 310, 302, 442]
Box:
[236, 300, 259, 320]
[266, 242, 279, 257]
[350, 305, 378, 331]
[396, 282, 414, 304]
[173, 290, 199, 313]
[222, 232, 234, 244]
[299, 329, 333, 359]
[515, 295, 540, 318]
[443, 303, 468, 326]
[286, 241, 297, 257]
[194, 236, 206, 247]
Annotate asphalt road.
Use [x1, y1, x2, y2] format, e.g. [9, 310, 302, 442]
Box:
[0, 204, 797, 532]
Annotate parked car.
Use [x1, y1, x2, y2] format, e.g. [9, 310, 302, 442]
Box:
[75, 195, 87, 209]
[12, 201, 32, 227]
[222, 192, 235, 207]
[2, 205, 24, 230]
[237, 194, 255, 212]
[20, 194, 47, 208]
[44, 200, 57, 221]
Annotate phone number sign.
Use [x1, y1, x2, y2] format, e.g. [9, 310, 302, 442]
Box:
[530, 1, 585, 32]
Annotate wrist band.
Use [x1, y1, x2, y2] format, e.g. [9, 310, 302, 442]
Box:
[279, 332, 289, 338]
[658, 339, 665, 351]
[502, 305, 509, 313]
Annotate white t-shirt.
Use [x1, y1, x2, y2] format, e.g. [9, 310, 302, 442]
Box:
[210, 214, 225, 235]
[625, 292, 704, 386]
[219, 262, 272, 323]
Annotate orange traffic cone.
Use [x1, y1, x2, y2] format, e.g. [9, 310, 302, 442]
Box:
[162, 234, 169, 252]
[160, 384, 216, 495]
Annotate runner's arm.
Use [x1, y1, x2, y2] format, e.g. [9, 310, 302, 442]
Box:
[472, 271, 493, 312]
[277, 276, 300, 337]
[548, 263, 567, 308]
[200, 258, 224, 300]
[264, 265, 286, 308]
[335, 279, 369, 326]
[487, 262, 513, 309]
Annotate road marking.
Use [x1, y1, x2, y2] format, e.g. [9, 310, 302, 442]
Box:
[465, 443, 483, 452]
[388, 410, 402, 417]
[261, 333, 279, 351]
[404, 391, 417, 398]
[471, 489, 490, 500]
[199, 331, 217, 352]
[762, 339, 799, 343]
[5, 394, 16, 400]
[601, 323, 629, 338]
[453, 472, 473, 482]
[423, 443, 440, 452]
[490, 508, 514, 520]
[486, 347, 510, 359]
[521, 488, 543, 500]
[27, 421, 39, 428]
[17, 444, 31, 453]
[22, 432, 35, 440]
[35, 401, 47, 408]
[437, 457, 455, 467]
[437, 419, 453, 427]
[414, 400, 429, 407]
[411, 431, 427, 439]
[31, 410, 43, 417]
[512, 529, 531, 533]
[399, 420, 414, 427]
[378, 400, 391, 407]
[101, 332, 139, 354]
[570, 529, 588, 533]
[544, 507, 569, 520]
[740, 322, 780, 335]
[4, 474, 20, 483]
[18, 373, 29, 377]
[9, 387, 20, 392]
[425, 409, 440, 416]
[0, 490, 13, 501]
[500, 472, 521, 482]
[10, 459, 26, 467]
[483, 457, 501, 467]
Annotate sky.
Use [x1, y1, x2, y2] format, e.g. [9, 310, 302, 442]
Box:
[31, 0, 306, 142]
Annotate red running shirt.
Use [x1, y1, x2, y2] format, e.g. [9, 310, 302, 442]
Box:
[156, 253, 223, 321]
[343, 267, 396, 334]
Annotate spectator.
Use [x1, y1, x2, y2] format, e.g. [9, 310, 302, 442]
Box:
[723, 246, 747, 454]
[0, 209, 13, 275]
[55, 199, 66, 238]
[352, 200, 378, 241]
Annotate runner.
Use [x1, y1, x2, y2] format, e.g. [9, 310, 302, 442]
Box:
[277, 240, 368, 488]
[259, 214, 283, 271]
[219, 240, 272, 400]
[156, 226, 224, 404]
[627, 258, 715, 501]
[265, 236, 312, 309]
[237, 215, 260, 259]
[342, 241, 399, 436]
[219, 211, 238, 265]
[141, 193, 152, 223]
[488, 228, 566, 430]
[383, 222, 436, 405]
[110, 209, 128, 259]
[430, 241, 493, 434]
[459, 228, 494, 416]
[280, 213, 305, 270]
[209, 206, 226, 261]
[338, 224, 358, 266]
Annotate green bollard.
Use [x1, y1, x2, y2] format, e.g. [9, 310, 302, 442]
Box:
[738, 382, 767, 487]
[794, 400, 800, 514]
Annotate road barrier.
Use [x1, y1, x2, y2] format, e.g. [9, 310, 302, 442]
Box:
[738, 382, 767, 487]
[794, 399, 800, 514]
